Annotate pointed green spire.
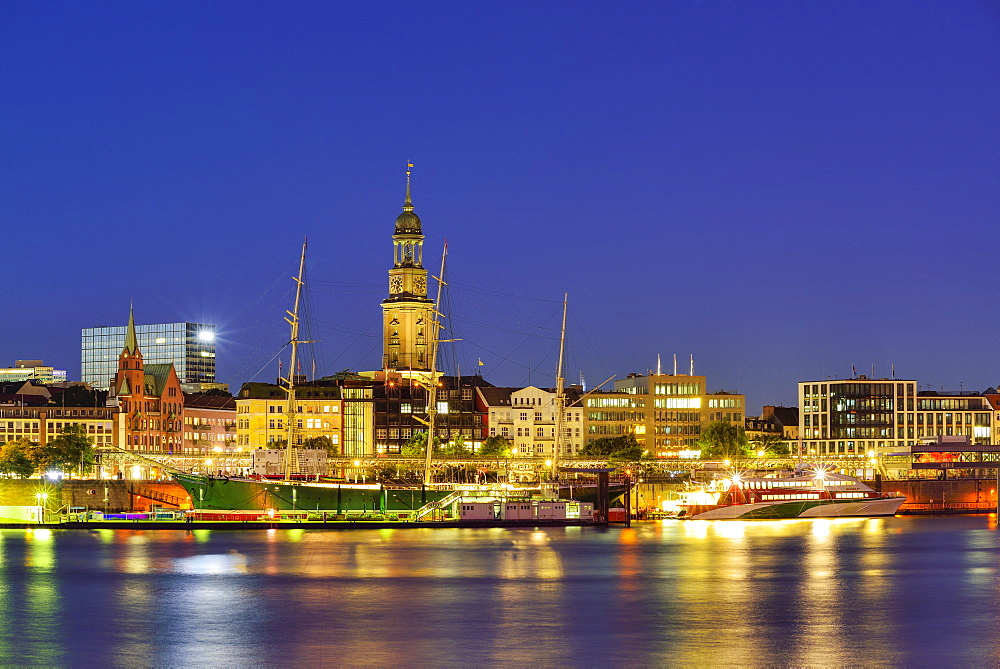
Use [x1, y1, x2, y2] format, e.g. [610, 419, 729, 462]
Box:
[124, 304, 138, 355]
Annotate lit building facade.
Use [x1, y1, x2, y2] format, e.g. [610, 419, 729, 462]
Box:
[182, 393, 237, 456]
[108, 309, 185, 452]
[798, 377, 917, 458]
[915, 391, 994, 445]
[235, 379, 374, 457]
[0, 405, 115, 449]
[82, 321, 217, 391]
[798, 377, 1000, 461]
[583, 373, 745, 458]
[479, 386, 585, 457]
[0, 361, 67, 385]
[369, 372, 491, 454]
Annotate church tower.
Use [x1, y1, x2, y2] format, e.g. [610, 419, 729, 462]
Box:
[114, 305, 146, 396]
[382, 167, 435, 371]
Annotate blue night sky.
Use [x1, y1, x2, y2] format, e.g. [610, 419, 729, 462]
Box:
[3, 2, 998, 411]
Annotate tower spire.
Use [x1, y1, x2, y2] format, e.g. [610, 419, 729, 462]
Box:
[124, 303, 138, 355]
[404, 162, 414, 212]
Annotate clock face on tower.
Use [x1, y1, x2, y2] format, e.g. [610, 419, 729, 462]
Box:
[390, 276, 403, 293]
[414, 276, 426, 295]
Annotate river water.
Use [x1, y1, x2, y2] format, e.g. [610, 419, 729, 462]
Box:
[0, 516, 997, 666]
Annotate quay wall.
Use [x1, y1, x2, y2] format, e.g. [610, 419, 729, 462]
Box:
[877, 478, 997, 506]
[0, 479, 189, 513]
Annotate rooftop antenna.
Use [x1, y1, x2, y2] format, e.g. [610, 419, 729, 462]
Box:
[673, 354, 677, 376]
[690, 354, 694, 376]
[891, 364, 895, 379]
[657, 354, 661, 376]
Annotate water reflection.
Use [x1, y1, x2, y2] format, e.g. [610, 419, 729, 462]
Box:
[23, 529, 61, 665]
[0, 518, 996, 665]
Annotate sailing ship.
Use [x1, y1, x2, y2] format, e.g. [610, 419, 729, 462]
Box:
[172, 240, 464, 514]
[172, 170, 621, 516]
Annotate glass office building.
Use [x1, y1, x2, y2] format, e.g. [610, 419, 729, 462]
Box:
[81, 322, 217, 391]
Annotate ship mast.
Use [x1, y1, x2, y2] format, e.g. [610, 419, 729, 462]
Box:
[552, 294, 568, 480]
[282, 240, 308, 482]
[421, 243, 448, 486]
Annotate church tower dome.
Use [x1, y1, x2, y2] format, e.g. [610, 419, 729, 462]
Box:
[394, 171, 422, 234]
[382, 164, 434, 372]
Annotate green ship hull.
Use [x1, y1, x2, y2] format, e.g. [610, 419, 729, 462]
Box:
[173, 474, 453, 514]
[172, 473, 623, 514]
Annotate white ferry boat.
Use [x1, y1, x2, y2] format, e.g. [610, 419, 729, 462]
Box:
[670, 468, 906, 520]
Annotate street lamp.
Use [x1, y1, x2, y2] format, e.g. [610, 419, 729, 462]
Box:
[35, 492, 48, 523]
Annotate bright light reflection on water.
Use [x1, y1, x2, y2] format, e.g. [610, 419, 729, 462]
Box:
[0, 518, 997, 665]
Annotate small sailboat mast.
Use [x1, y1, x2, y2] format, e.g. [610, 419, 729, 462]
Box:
[421, 242, 448, 486]
[552, 293, 568, 479]
[282, 240, 308, 482]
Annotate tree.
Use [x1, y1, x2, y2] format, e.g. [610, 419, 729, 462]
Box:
[0, 440, 36, 478]
[479, 435, 513, 458]
[697, 420, 752, 461]
[749, 432, 790, 457]
[401, 431, 442, 456]
[303, 436, 338, 455]
[441, 435, 471, 457]
[43, 424, 95, 475]
[580, 434, 645, 461]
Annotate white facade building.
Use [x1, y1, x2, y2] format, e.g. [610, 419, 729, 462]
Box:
[481, 386, 585, 457]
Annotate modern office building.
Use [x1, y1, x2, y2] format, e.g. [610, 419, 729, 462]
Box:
[0, 361, 67, 384]
[799, 377, 917, 459]
[798, 376, 999, 471]
[915, 390, 995, 445]
[82, 319, 217, 391]
[584, 373, 746, 458]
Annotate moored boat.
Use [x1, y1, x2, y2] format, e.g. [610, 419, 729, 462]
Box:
[670, 467, 905, 519]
